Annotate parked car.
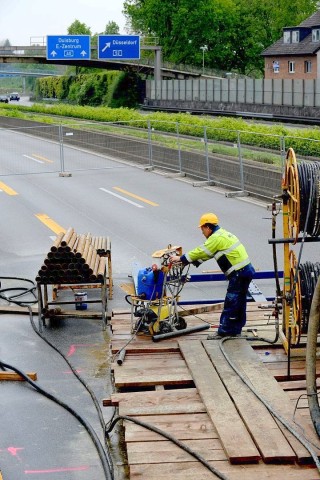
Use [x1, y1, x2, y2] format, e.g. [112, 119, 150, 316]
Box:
[0, 95, 8, 103]
[9, 92, 20, 101]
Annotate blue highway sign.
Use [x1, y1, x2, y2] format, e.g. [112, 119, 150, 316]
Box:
[46, 35, 91, 60]
[98, 35, 140, 60]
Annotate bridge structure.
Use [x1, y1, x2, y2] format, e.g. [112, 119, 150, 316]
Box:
[0, 45, 205, 84]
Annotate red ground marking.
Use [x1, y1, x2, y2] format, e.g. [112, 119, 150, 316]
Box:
[25, 465, 89, 474]
[4, 447, 24, 456]
[67, 344, 98, 357]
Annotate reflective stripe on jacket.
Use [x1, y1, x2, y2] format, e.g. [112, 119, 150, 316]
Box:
[185, 227, 250, 277]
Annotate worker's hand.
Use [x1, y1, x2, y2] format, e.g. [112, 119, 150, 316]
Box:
[170, 255, 181, 263]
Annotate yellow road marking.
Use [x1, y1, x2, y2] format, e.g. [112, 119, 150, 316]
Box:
[0, 181, 18, 195]
[35, 213, 66, 235]
[32, 154, 54, 163]
[113, 187, 159, 206]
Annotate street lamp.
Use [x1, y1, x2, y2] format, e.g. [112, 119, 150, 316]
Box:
[200, 45, 208, 74]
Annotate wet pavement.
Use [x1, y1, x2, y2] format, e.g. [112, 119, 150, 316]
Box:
[0, 275, 128, 480]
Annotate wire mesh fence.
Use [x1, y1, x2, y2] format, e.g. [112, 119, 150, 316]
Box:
[0, 118, 319, 200]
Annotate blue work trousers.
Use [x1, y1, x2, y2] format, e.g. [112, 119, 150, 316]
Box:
[218, 263, 255, 336]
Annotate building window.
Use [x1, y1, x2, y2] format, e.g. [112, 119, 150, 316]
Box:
[273, 61, 280, 73]
[312, 29, 320, 42]
[305, 60, 312, 73]
[288, 61, 295, 73]
[284, 31, 291, 43]
[292, 30, 300, 43]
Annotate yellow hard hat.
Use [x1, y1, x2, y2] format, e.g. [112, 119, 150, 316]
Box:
[198, 212, 219, 227]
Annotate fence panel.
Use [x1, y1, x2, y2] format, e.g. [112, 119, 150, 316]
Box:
[0, 124, 61, 176]
[3, 117, 320, 202]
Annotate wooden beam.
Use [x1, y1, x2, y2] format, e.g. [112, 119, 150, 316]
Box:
[203, 339, 296, 463]
[179, 340, 261, 464]
[211, 338, 320, 462]
[0, 372, 37, 381]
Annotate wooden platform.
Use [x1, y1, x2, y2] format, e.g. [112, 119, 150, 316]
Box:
[106, 303, 320, 479]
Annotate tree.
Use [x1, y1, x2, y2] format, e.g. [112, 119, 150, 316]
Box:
[104, 21, 120, 34]
[123, 0, 318, 75]
[67, 20, 91, 36]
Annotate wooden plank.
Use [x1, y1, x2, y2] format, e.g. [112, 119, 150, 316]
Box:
[0, 372, 37, 381]
[130, 462, 319, 480]
[203, 340, 296, 463]
[124, 413, 217, 442]
[179, 340, 261, 464]
[107, 388, 206, 416]
[126, 438, 227, 464]
[113, 361, 192, 387]
[214, 338, 320, 462]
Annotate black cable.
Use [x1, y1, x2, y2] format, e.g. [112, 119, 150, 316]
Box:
[0, 277, 115, 477]
[106, 415, 229, 480]
[26, 305, 109, 436]
[218, 336, 320, 472]
[0, 359, 114, 480]
[0, 276, 37, 306]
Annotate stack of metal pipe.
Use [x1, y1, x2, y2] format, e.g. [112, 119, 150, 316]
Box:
[36, 228, 110, 284]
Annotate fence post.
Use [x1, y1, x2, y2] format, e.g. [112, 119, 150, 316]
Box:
[225, 130, 249, 197]
[280, 135, 286, 172]
[147, 120, 153, 169]
[59, 124, 65, 174]
[176, 122, 182, 174]
[238, 131, 245, 191]
[204, 126, 210, 182]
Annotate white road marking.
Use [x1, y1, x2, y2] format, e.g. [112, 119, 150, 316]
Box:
[23, 154, 44, 164]
[99, 188, 144, 208]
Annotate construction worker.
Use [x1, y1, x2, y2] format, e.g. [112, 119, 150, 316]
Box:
[170, 212, 255, 337]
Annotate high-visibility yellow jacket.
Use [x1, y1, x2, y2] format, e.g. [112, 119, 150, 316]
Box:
[183, 227, 250, 277]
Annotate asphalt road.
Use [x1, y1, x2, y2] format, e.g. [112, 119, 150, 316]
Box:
[0, 128, 317, 479]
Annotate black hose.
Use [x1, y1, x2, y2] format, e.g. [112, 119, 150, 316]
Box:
[106, 415, 229, 480]
[218, 337, 320, 472]
[297, 162, 320, 237]
[0, 276, 37, 306]
[0, 359, 114, 480]
[306, 276, 320, 437]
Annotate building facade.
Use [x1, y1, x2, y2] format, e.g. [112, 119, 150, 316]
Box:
[262, 10, 320, 79]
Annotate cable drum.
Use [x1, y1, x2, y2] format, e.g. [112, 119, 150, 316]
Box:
[299, 261, 320, 333]
[297, 161, 320, 237]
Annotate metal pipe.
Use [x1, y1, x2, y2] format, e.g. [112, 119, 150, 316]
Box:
[152, 324, 210, 342]
[268, 237, 320, 244]
[116, 349, 126, 365]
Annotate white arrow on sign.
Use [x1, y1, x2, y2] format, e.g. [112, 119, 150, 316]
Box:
[80, 50, 87, 57]
[50, 50, 57, 57]
[101, 42, 111, 52]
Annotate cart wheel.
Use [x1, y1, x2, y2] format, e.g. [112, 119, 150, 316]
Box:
[159, 320, 173, 334]
[174, 316, 187, 330]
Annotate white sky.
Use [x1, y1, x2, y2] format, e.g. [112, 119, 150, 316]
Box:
[0, 0, 127, 45]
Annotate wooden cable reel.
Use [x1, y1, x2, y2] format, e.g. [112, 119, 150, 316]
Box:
[284, 147, 300, 244]
[288, 250, 302, 345]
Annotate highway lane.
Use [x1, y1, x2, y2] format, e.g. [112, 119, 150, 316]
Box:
[0, 129, 318, 480]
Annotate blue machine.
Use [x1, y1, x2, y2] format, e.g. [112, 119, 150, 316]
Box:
[137, 267, 165, 300]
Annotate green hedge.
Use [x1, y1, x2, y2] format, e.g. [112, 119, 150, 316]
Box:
[34, 71, 144, 108]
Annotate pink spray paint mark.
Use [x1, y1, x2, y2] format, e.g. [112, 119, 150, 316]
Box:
[7, 447, 24, 456]
[67, 343, 98, 357]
